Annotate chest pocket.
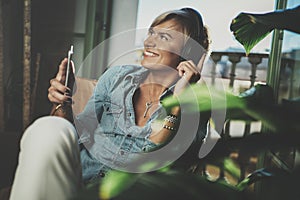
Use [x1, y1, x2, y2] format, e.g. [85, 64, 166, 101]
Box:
[100, 102, 123, 133]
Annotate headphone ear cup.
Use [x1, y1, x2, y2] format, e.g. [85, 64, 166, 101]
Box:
[181, 38, 204, 64]
[180, 39, 192, 62]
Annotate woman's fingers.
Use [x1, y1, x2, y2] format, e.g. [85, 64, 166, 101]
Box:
[48, 57, 77, 105]
[174, 60, 201, 96]
[48, 79, 71, 103]
[48, 91, 70, 104]
[48, 58, 73, 104]
[177, 60, 199, 76]
[55, 58, 68, 83]
[50, 78, 70, 93]
[48, 84, 71, 104]
[50, 78, 63, 92]
[177, 60, 201, 83]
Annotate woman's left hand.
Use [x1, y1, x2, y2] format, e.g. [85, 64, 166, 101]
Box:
[174, 54, 206, 95]
[174, 60, 200, 96]
[177, 60, 201, 82]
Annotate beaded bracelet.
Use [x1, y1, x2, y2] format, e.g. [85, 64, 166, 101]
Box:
[164, 114, 178, 124]
[163, 124, 177, 131]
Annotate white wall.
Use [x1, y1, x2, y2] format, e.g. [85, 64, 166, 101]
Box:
[73, 0, 140, 78]
[107, 0, 140, 66]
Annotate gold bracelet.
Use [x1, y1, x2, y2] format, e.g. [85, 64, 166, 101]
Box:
[55, 104, 62, 111]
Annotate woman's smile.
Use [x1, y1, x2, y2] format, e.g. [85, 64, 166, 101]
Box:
[143, 50, 159, 57]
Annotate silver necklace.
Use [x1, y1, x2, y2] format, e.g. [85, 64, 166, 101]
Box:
[143, 101, 153, 118]
[143, 85, 160, 118]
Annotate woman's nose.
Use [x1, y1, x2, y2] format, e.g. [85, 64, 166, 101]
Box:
[144, 35, 156, 48]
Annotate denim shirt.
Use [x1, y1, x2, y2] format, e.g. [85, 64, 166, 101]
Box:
[75, 65, 208, 183]
[75, 65, 167, 182]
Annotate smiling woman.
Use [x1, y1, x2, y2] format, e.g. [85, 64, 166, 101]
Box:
[9, 7, 211, 200]
[141, 20, 185, 71]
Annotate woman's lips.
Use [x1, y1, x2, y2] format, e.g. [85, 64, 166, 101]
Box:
[143, 50, 159, 57]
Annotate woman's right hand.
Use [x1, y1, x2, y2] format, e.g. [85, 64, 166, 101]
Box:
[48, 58, 74, 104]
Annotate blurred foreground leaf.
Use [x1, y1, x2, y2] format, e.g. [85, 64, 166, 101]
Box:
[162, 84, 245, 114]
[108, 170, 243, 200]
[223, 158, 241, 180]
[99, 171, 138, 199]
[163, 83, 300, 133]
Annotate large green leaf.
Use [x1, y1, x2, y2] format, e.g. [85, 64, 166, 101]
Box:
[161, 83, 245, 113]
[163, 83, 300, 133]
[230, 6, 300, 55]
[99, 171, 138, 199]
[103, 170, 242, 200]
[230, 12, 273, 55]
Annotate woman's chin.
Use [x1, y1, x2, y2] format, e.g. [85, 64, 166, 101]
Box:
[141, 61, 156, 69]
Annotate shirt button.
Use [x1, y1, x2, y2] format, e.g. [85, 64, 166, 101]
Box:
[128, 113, 131, 117]
[127, 134, 132, 137]
[98, 170, 105, 178]
[119, 150, 125, 155]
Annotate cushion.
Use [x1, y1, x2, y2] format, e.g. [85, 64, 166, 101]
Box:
[72, 77, 97, 115]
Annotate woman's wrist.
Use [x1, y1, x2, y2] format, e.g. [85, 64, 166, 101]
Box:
[163, 114, 179, 131]
[148, 105, 181, 144]
[50, 102, 73, 123]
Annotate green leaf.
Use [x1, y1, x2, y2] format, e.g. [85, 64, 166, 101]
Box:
[99, 171, 138, 199]
[223, 158, 241, 180]
[230, 12, 273, 55]
[111, 171, 242, 200]
[235, 178, 251, 191]
[162, 84, 246, 114]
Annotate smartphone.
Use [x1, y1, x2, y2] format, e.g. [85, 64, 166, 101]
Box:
[65, 45, 74, 87]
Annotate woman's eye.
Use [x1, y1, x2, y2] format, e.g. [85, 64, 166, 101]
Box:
[148, 29, 155, 36]
[160, 35, 169, 41]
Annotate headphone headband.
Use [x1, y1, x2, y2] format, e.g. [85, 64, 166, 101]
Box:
[179, 8, 205, 43]
[177, 8, 206, 64]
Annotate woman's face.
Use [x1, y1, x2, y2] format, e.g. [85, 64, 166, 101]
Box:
[141, 19, 185, 70]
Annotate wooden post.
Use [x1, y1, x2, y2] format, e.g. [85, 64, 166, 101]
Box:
[228, 54, 242, 89]
[0, 1, 4, 132]
[210, 52, 222, 86]
[248, 56, 262, 88]
[31, 53, 41, 120]
[23, 0, 31, 129]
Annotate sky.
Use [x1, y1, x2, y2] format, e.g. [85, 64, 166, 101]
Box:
[136, 0, 275, 53]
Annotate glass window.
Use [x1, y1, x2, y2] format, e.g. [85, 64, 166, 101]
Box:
[278, 0, 300, 101]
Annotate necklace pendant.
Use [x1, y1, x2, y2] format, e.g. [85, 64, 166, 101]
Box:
[143, 101, 152, 118]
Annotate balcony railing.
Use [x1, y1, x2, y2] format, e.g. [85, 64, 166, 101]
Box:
[199, 51, 270, 185]
[208, 51, 269, 92]
[199, 50, 299, 186]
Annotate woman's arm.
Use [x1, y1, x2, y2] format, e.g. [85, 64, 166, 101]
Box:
[149, 59, 202, 145]
[148, 106, 181, 144]
[48, 58, 75, 122]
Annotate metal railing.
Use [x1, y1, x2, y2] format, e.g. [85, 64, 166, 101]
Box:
[210, 51, 269, 89]
[201, 51, 270, 184]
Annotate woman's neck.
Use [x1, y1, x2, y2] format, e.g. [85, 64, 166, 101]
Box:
[143, 68, 179, 90]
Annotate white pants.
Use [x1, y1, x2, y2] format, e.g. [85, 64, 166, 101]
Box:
[9, 116, 82, 200]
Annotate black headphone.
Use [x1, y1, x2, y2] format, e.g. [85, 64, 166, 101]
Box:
[178, 8, 206, 64]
